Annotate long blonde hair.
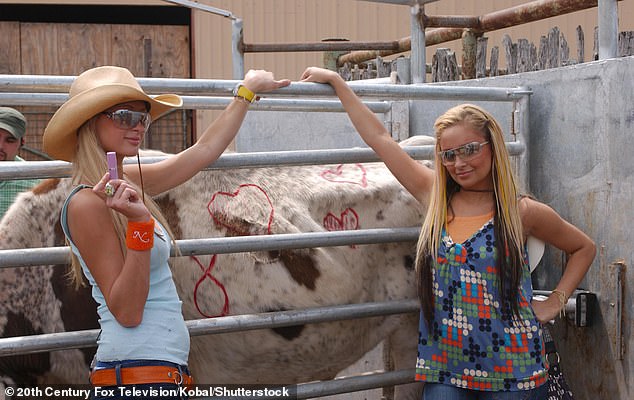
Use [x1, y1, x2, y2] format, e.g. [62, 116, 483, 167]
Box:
[68, 117, 175, 287]
[415, 104, 525, 326]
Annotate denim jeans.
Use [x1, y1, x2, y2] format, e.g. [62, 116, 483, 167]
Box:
[90, 359, 190, 400]
[422, 383, 548, 400]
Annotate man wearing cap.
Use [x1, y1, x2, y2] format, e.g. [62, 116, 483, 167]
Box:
[0, 107, 40, 218]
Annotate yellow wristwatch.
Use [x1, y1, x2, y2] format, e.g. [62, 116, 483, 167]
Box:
[233, 83, 257, 103]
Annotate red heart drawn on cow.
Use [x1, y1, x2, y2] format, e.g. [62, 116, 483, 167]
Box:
[323, 208, 360, 231]
[207, 183, 274, 235]
[323, 208, 360, 249]
[320, 164, 367, 187]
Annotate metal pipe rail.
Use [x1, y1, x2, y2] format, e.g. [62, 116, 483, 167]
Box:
[191, 369, 419, 400]
[0, 75, 531, 101]
[0, 142, 527, 181]
[0, 227, 421, 269]
[0, 146, 436, 180]
[296, 369, 416, 399]
[191, 368, 416, 400]
[0, 300, 418, 356]
[242, 40, 405, 53]
[0, 93, 392, 113]
[189, 369, 417, 400]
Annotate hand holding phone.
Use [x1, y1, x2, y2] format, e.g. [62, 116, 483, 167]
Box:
[107, 152, 118, 180]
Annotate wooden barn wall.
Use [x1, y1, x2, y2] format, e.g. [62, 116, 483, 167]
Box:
[0, 20, 190, 159]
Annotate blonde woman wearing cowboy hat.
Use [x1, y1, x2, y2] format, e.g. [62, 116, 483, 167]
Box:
[43, 65, 289, 398]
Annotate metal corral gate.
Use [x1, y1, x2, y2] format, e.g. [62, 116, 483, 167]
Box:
[0, 74, 530, 398]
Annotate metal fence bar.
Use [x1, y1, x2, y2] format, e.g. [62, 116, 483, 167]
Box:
[184, 370, 419, 399]
[186, 300, 420, 336]
[162, 0, 236, 19]
[0, 93, 392, 113]
[0, 142, 527, 181]
[242, 40, 403, 53]
[0, 146, 431, 180]
[598, 0, 619, 59]
[278, 83, 530, 101]
[232, 18, 245, 80]
[0, 300, 419, 356]
[0, 227, 421, 269]
[295, 369, 416, 399]
[0, 146, 434, 180]
[0, 75, 531, 101]
[411, 3, 426, 83]
[515, 88, 531, 192]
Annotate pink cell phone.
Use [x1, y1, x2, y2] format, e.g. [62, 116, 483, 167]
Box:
[106, 152, 118, 180]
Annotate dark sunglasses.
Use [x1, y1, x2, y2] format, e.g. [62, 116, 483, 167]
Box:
[438, 141, 489, 165]
[102, 110, 152, 131]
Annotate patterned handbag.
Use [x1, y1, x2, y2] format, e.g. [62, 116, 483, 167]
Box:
[542, 324, 575, 400]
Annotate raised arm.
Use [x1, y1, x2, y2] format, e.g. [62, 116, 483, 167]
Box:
[126, 70, 291, 195]
[521, 197, 596, 323]
[300, 67, 434, 203]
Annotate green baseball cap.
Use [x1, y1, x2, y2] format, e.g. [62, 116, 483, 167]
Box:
[0, 107, 26, 140]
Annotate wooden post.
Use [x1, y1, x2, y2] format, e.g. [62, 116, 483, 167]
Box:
[432, 48, 458, 82]
[476, 37, 488, 78]
[560, 33, 570, 65]
[502, 34, 517, 75]
[490, 46, 500, 76]
[576, 26, 585, 63]
[618, 31, 634, 56]
[375, 56, 392, 78]
[547, 27, 561, 68]
[516, 38, 534, 72]
[461, 29, 477, 80]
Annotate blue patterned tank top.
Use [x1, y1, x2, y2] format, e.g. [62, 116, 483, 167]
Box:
[415, 219, 547, 391]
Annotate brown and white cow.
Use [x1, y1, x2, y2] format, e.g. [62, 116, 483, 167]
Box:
[0, 138, 433, 399]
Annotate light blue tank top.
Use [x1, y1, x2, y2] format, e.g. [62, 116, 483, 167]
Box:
[61, 185, 189, 365]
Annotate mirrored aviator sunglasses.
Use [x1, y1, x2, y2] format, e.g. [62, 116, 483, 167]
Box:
[102, 110, 152, 131]
[439, 141, 489, 165]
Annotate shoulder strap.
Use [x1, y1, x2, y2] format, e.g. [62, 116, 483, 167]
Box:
[60, 184, 93, 242]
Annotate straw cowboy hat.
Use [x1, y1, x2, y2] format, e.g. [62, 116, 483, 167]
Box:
[43, 65, 183, 161]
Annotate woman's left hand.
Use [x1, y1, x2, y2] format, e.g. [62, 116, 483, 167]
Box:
[531, 296, 563, 324]
[241, 69, 291, 94]
[299, 67, 340, 84]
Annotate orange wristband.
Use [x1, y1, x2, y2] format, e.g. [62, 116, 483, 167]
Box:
[126, 218, 155, 251]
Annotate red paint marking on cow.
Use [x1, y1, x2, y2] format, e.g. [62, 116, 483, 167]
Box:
[323, 208, 360, 249]
[191, 254, 230, 318]
[320, 164, 367, 187]
[197, 183, 275, 317]
[207, 183, 274, 235]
